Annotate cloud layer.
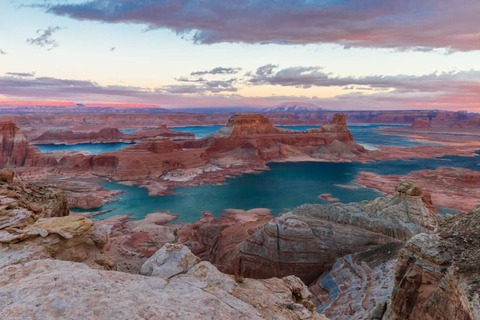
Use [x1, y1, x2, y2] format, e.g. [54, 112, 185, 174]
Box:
[1, 67, 480, 110]
[45, 0, 480, 50]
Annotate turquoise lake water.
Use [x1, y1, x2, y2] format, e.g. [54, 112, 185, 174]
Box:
[36, 142, 135, 155]
[48, 123, 476, 221]
[72, 151, 480, 222]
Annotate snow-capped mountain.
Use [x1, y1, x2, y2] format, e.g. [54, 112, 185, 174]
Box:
[262, 102, 322, 113]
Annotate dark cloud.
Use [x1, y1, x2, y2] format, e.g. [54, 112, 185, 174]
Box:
[5, 72, 36, 77]
[26, 26, 61, 50]
[110, 47, 116, 51]
[44, 0, 480, 50]
[0, 49, 6, 55]
[191, 67, 241, 76]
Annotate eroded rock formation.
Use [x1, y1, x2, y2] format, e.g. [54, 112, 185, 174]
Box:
[356, 167, 480, 213]
[178, 209, 274, 273]
[310, 242, 403, 320]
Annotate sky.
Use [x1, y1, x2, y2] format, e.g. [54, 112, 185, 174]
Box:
[1, 0, 480, 110]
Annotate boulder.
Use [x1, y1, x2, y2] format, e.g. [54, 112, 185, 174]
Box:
[140, 243, 200, 278]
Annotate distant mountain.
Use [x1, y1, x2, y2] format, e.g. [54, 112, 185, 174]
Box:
[262, 102, 322, 113]
[173, 106, 262, 113]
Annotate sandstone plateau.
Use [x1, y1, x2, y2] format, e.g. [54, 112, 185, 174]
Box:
[356, 167, 480, 213]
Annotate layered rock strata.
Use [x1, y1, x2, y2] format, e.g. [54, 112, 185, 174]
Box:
[178, 209, 274, 273]
[310, 242, 403, 320]
[232, 181, 438, 284]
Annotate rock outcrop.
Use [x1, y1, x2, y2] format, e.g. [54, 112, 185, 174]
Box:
[385, 207, 480, 320]
[0, 174, 113, 270]
[0, 178, 326, 319]
[232, 181, 438, 284]
[178, 209, 274, 273]
[207, 113, 365, 165]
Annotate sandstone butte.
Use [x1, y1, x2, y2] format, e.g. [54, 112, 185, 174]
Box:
[411, 117, 432, 129]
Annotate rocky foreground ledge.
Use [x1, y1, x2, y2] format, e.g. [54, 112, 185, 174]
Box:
[0, 244, 325, 319]
[0, 170, 325, 319]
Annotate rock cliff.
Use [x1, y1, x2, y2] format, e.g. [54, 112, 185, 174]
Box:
[178, 209, 274, 273]
[310, 242, 403, 320]
[385, 207, 480, 320]
[0, 121, 54, 167]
